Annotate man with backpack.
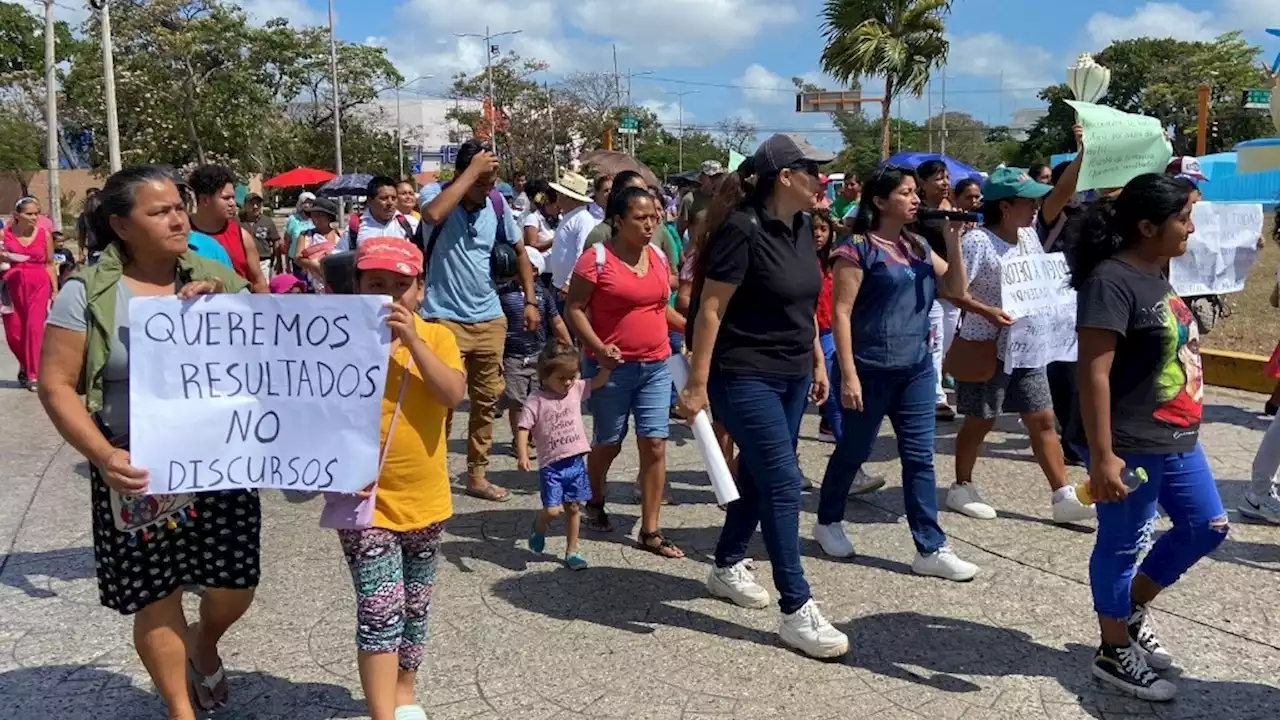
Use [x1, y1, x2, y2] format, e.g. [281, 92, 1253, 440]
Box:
[341, 175, 419, 251]
[420, 139, 540, 503]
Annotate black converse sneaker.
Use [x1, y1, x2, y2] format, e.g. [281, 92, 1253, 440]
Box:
[1127, 603, 1174, 670]
[1092, 643, 1177, 701]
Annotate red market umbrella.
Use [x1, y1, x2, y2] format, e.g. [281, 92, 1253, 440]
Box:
[263, 167, 336, 188]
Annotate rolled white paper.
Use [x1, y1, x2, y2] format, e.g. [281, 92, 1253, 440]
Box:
[666, 355, 740, 505]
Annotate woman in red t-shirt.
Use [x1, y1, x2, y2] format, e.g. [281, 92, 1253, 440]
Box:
[566, 185, 686, 558]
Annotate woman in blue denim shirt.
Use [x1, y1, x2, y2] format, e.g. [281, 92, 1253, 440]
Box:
[812, 166, 979, 582]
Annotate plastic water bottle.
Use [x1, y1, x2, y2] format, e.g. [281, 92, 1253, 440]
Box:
[1075, 466, 1149, 505]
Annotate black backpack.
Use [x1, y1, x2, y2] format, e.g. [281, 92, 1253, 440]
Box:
[425, 186, 519, 286]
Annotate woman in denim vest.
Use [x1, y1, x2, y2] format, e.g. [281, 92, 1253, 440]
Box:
[811, 166, 979, 582]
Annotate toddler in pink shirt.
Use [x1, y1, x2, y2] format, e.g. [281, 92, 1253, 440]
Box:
[517, 341, 613, 569]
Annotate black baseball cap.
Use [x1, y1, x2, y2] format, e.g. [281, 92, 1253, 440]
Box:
[753, 133, 836, 175]
[309, 197, 339, 219]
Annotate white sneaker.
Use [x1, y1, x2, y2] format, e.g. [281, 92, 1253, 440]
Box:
[1052, 486, 1097, 524]
[912, 546, 979, 582]
[1239, 489, 1280, 525]
[707, 560, 770, 609]
[848, 470, 885, 496]
[946, 482, 997, 519]
[812, 523, 856, 558]
[779, 599, 849, 659]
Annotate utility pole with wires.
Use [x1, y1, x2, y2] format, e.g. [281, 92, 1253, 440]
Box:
[327, 0, 342, 216]
[393, 75, 432, 179]
[455, 26, 522, 158]
[89, 0, 121, 172]
[940, 71, 949, 156]
[42, 0, 61, 229]
[665, 89, 698, 172]
[546, 83, 558, 177]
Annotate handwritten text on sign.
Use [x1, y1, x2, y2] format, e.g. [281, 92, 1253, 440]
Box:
[1169, 202, 1263, 296]
[129, 295, 392, 495]
[1007, 302, 1078, 369]
[1066, 100, 1172, 191]
[1000, 252, 1072, 319]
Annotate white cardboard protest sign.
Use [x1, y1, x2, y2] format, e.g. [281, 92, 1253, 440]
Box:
[1169, 202, 1263, 296]
[1000, 252, 1072, 319]
[1006, 301, 1078, 369]
[129, 294, 392, 495]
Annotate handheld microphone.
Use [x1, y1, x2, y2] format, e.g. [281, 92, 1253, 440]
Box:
[917, 208, 983, 224]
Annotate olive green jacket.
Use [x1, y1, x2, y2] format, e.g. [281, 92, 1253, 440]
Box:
[76, 243, 248, 412]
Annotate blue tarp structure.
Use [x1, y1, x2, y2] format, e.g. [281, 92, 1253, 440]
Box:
[880, 152, 986, 183]
[1196, 150, 1280, 209]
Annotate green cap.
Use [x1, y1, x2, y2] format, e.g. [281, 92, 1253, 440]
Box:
[982, 166, 1053, 202]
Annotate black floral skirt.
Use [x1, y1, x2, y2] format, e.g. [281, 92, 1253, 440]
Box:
[90, 466, 261, 615]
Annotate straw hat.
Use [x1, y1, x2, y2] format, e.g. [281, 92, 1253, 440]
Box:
[549, 171, 593, 203]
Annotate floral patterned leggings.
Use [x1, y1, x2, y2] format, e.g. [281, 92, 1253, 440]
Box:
[338, 523, 444, 671]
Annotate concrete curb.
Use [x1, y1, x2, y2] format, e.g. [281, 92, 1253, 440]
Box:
[1203, 348, 1273, 394]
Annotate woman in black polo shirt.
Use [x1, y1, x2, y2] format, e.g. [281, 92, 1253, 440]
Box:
[680, 134, 847, 660]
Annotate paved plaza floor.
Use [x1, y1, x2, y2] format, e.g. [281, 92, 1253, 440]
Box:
[1, 347, 1278, 720]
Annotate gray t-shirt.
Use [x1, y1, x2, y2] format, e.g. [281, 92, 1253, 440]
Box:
[47, 279, 133, 436]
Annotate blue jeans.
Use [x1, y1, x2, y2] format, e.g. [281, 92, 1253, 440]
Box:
[582, 357, 672, 445]
[1076, 444, 1228, 620]
[817, 358, 946, 554]
[709, 371, 812, 614]
[668, 331, 683, 407]
[819, 331, 843, 438]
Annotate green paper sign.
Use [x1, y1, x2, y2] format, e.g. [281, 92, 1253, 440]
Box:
[728, 149, 746, 174]
[1066, 100, 1172, 191]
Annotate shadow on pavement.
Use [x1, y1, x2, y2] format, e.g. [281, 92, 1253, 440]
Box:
[1203, 403, 1269, 431]
[0, 547, 95, 599]
[844, 612, 1280, 715]
[0, 665, 365, 719]
[487, 565, 778, 648]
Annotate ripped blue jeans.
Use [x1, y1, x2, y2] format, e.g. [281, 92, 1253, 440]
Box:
[1077, 444, 1228, 619]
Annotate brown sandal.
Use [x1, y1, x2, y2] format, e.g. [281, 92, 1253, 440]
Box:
[465, 483, 509, 502]
[636, 530, 684, 559]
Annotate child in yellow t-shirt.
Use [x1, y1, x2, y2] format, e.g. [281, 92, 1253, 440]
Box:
[338, 236, 465, 720]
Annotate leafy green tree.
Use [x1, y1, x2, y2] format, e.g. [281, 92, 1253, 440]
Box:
[0, 113, 40, 193]
[1019, 33, 1271, 163]
[820, 0, 951, 159]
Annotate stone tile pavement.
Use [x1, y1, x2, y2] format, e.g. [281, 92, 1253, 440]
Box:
[1, 347, 1278, 719]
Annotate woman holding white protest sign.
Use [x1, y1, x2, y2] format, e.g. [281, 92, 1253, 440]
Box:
[946, 167, 1094, 525]
[38, 165, 257, 717]
[812, 165, 978, 582]
[1065, 173, 1215, 701]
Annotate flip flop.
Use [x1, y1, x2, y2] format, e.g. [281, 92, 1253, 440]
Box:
[465, 484, 509, 502]
[187, 656, 228, 711]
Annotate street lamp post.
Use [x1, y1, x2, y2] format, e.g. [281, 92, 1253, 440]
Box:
[622, 69, 651, 156]
[665, 90, 698, 172]
[393, 75, 432, 178]
[455, 27, 521, 158]
[42, 0, 60, 229]
[327, 0, 342, 215]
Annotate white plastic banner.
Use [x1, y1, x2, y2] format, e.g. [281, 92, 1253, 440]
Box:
[1000, 252, 1072, 319]
[1169, 202, 1263, 296]
[129, 294, 392, 495]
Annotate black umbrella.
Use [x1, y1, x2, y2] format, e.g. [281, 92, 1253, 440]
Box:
[316, 173, 374, 198]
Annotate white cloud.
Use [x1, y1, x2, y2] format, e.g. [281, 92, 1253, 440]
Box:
[641, 99, 692, 128]
[736, 64, 791, 104]
[570, 0, 798, 65]
[1085, 3, 1221, 45]
[946, 33, 1056, 96]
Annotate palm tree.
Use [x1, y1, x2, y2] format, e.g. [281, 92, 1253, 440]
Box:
[821, 0, 951, 159]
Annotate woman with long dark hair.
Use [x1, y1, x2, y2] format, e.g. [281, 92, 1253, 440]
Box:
[947, 168, 1093, 525]
[812, 166, 976, 580]
[680, 134, 846, 659]
[2, 197, 55, 390]
[915, 160, 960, 421]
[39, 165, 256, 717]
[1065, 173, 1213, 701]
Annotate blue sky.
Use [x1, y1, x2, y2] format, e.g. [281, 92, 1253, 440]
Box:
[62, 0, 1279, 151]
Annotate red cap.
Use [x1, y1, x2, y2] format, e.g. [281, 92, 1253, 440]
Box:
[818, 173, 831, 185]
[355, 236, 423, 277]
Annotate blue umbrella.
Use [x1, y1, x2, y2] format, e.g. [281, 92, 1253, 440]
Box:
[317, 173, 374, 198]
[880, 152, 985, 184]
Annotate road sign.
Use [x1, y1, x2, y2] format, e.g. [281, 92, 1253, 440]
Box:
[1243, 88, 1272, 110]
[796, 89, 868, 113]
[440, 144, 460, 165]
[619, 116, 639, 135]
